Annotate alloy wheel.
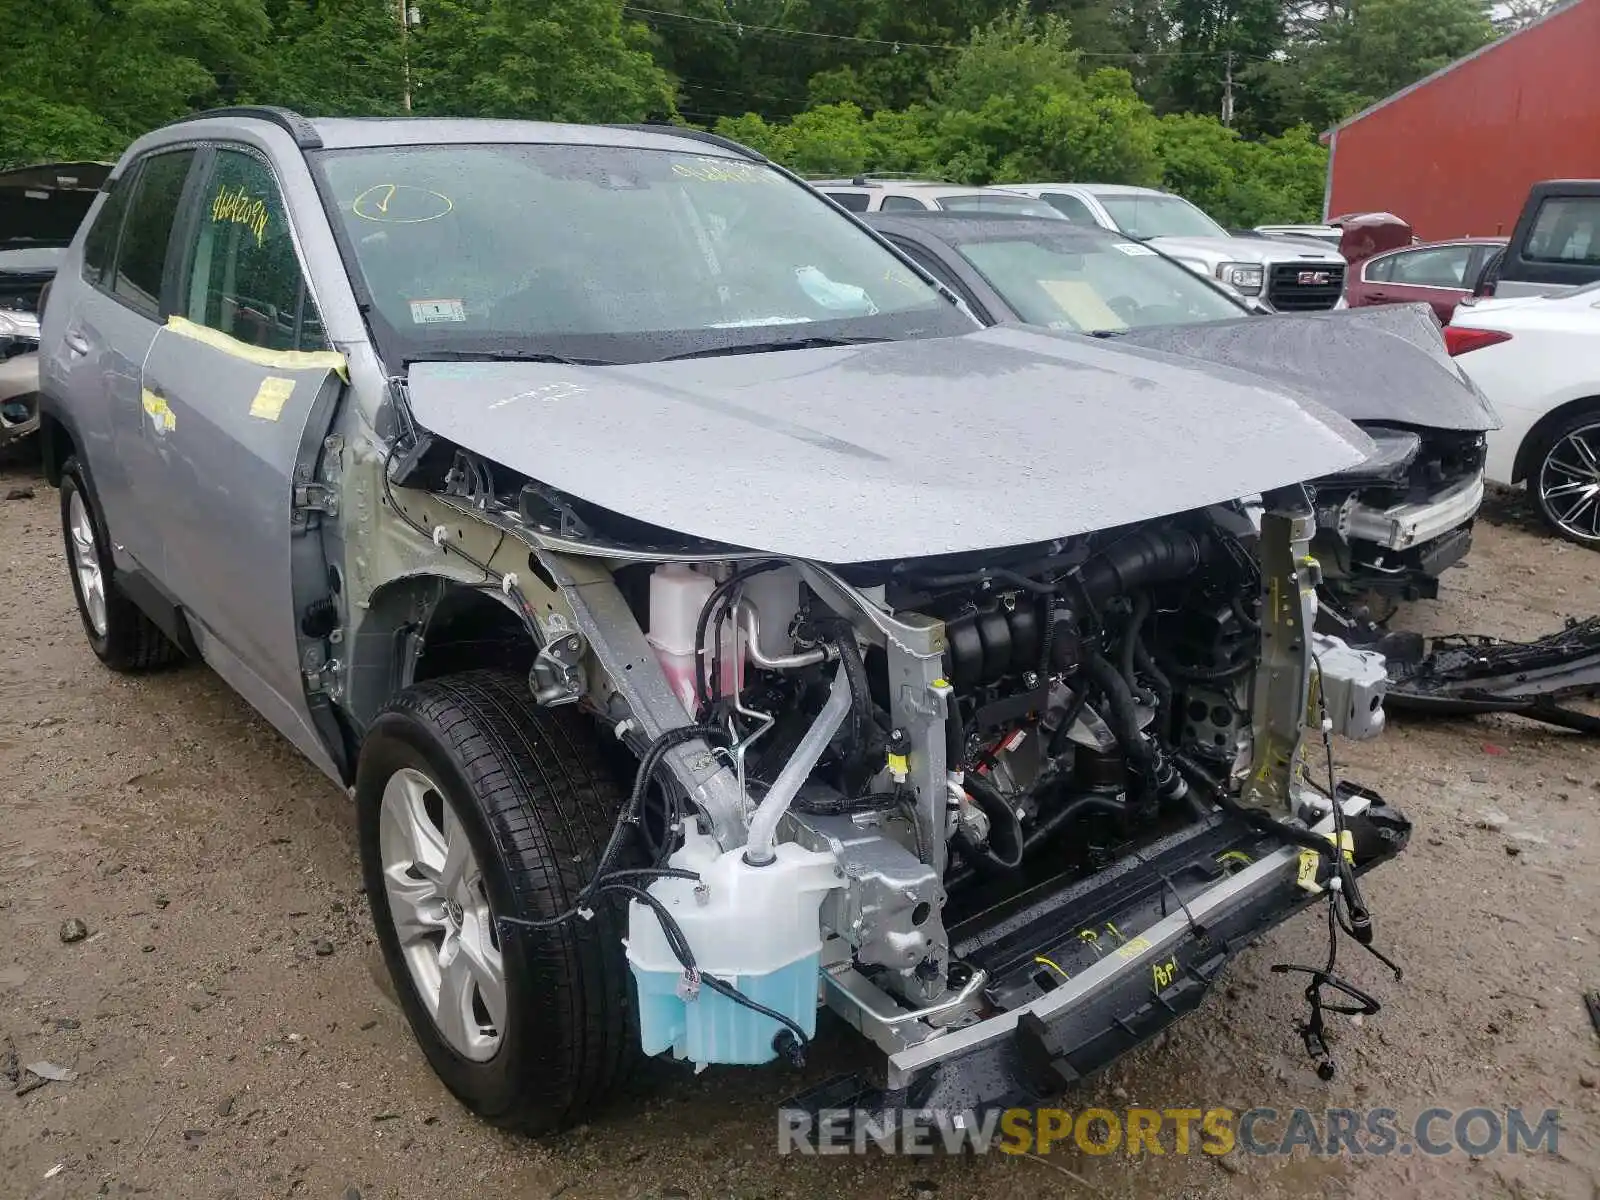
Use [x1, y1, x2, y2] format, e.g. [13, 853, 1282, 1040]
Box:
[1538, 422, 1600, 543]
[378, 767, 507, 1061]
[68, 490, 108, 637]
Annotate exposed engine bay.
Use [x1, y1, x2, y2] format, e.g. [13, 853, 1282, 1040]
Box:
[399, 447, 1410, 1101]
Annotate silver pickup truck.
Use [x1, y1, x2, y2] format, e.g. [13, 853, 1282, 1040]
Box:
[1003, 183, 1350, 312]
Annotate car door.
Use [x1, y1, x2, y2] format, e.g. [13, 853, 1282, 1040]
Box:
[1350, 243, 1474, 322]
[53, 149, 200, 581]
[139, 144, 347, 779]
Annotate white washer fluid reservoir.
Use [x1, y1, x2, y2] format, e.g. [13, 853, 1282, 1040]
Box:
[625, 830, 842, 1066]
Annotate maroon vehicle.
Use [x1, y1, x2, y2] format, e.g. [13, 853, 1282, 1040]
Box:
[1346, 237, 1508, 323]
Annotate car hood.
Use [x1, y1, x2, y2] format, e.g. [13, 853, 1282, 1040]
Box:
[1112, 305, 1500, 432]
[404, 325, 1373, 563]
[1148, 234, 1345, 266]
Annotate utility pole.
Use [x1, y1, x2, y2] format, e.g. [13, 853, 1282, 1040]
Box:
[398, 1, 418, 113]
[1221, 49, 1235, 127]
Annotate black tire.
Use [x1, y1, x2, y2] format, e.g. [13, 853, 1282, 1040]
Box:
[357, 670, 639, 1133]
[59, 456, 183, 671]
[1527, 407, 1600, 548]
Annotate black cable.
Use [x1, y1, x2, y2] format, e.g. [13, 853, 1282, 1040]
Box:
[791, 790, 901, 816]
[573, 880, 812, 1054]
[692, 561, 784, 720]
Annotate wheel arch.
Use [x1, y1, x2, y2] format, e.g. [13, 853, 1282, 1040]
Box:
[344, 573, 538, 734]
[1512, 394, 1600, 483]
[38, 409, 78, 487]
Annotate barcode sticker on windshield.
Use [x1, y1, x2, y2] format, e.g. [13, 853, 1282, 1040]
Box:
[1113, 242, 1157, 256]
[410, 298, 466, 324]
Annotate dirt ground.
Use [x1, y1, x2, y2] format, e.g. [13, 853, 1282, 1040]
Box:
[1, 460, 1596, 1200]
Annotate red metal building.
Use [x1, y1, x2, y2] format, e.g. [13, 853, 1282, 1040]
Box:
[1322, 0, 1600, 240]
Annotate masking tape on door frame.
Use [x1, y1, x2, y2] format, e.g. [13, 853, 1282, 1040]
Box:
[163, 316, 349, 382]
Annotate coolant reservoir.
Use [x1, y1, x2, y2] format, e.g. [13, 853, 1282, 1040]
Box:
[625, 831, 841, 1066]
[647, 564, 741, 715]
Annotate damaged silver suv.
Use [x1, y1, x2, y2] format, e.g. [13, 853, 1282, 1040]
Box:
[39, 109, 1412, 1132]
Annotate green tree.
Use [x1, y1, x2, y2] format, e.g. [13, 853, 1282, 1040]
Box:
[1154, 111, 1326, 224]
[934, 3, 1081, 112]
[0, 0, 272, 168]
[262, 0, 407, 116]
[411, 0, 676, 122]
[1158, 0, 1285, 133]
[1282, 0, 1496, 129]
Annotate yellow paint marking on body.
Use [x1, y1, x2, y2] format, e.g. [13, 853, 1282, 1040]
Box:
[141, 388, 175, 432]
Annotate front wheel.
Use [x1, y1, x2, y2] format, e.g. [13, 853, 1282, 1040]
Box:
[1530, 410, 1600, 547]
[357, 670, 639, 1133]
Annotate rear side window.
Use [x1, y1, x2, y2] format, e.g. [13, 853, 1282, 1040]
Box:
[112, 150, 197, 319]
[1387, 244, 1472, 287]
[881, 195, 931, 212]
[180, 148, 325, 351]
[81, 175, 135, 287]
[1524, 197, 1600, 265]
[824, 191, 869, 212]
[1363, 254, 1395, 282]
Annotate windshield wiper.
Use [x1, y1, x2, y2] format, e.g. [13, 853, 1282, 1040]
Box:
[658, 335, 889, 362]
[402, 349, 614, 367]
[1084, 329, 1126, 339]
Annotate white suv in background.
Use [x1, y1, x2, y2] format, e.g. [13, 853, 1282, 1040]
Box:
[810, 177, 1067, 219]
[1002, 183, 1349, 312]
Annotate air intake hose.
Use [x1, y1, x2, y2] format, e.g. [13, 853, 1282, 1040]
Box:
[1078, 529, 1205, 606]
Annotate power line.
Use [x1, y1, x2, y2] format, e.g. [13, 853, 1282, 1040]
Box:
[627, 7, 1280, 60]
[623, 5, 963, 50]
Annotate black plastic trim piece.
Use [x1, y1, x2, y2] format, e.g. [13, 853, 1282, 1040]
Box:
[173, 106, 323, 150]
[113, 568, 201, 658]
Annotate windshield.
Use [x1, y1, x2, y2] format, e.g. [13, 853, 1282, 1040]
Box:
[953, 235, 1248, 332]
[316, 144, 970, 364]
[1098, 195, 1227, 240]
[936, 193, 1066, 218]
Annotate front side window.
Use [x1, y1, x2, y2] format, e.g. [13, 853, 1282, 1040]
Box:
[112, 150, 197, 319]
[1525, 197, 1600, 265]
[953, 234, 1248, 332]
[181, 149, 325, 351]
[314, 143, 968, 363]
[1040, 193, 1098, 223]
[1098, 194, 1227, 240]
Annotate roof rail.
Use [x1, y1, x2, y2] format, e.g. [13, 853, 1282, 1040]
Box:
[174, 106, 323, 150]
[606, 123, 767, 162]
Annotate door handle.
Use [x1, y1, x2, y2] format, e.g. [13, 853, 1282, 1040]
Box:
[64, 330, 90, 356]
[1365, 291, 1391, 301]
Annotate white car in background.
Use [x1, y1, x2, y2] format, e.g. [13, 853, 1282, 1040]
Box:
[999, 183, 1350, 312]
[1446, 282, 1600, 545]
